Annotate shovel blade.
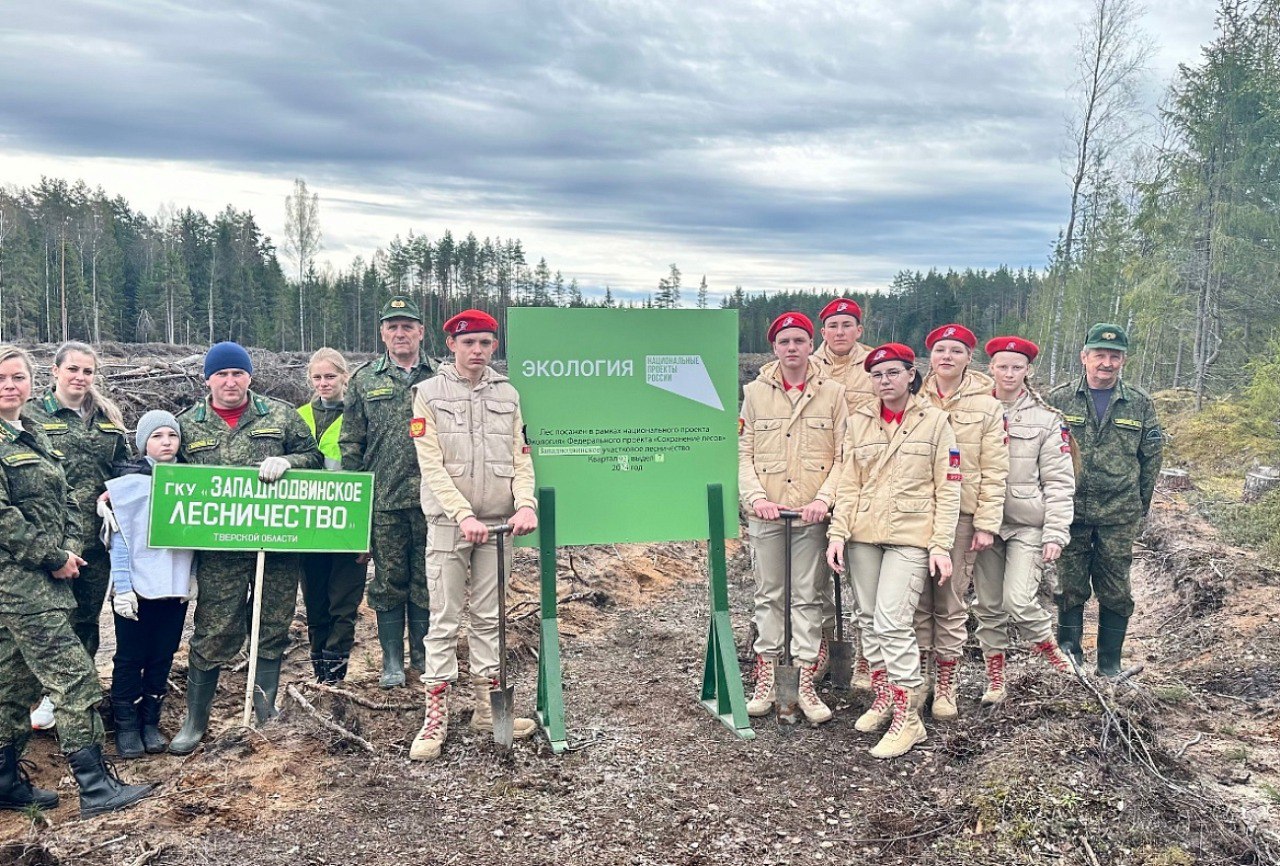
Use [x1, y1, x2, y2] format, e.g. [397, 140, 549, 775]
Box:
[830, 641, 854, 692]
[775, 663, 801, 725]
[490, 687, 515, 749]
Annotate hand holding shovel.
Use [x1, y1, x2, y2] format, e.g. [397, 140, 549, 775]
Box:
[488, 523, 516, 749]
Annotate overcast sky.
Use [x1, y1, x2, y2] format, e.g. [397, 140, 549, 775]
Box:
[0, 1, 1218, 303]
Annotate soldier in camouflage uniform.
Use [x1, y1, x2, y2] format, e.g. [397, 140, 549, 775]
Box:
[168, 342, 322, 754]
[1047, 324, 1163, 677]
[340, 296, 434, 688]
[0, 345, 151, 817]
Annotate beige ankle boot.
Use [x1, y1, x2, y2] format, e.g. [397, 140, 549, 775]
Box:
[746, 654, 776, 717]
[409, 682, 450, 761]
[981, 653, 1006, 705]
[469, 676, 537, 739]
[854, 668, 893, 732]
[931, 657, 959, 720]
[1032, 639, 1073, 674]
[869, 683, 927, 759]
[852, 656, 872, 691]
[798, 664, 833, 724]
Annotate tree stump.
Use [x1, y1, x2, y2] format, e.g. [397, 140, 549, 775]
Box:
[1159, 468, 1192, 492]
[1243, 467, 1280, 503]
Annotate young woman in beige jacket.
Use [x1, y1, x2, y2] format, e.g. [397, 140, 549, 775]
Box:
[972, 337, 1075, 703]
[919, 324, 1009, 720]
[739, 312, 848, 725]
[826, 343, 960, 759]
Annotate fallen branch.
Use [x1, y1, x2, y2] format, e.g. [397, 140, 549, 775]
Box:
[286, 684, 376, 753]
[1175, 733, 1203, 759]
[301, 681, 421, 710]
[127, 845, 167, 866]
[509, 591, 599, 622]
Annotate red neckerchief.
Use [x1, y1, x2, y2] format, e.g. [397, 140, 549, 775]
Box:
[880, 404, 905, 425]
[782, 380, 806, 392]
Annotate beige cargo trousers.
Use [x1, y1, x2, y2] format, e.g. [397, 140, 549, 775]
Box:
[421, 522, 511, 684]
[749, 518, 827, 666]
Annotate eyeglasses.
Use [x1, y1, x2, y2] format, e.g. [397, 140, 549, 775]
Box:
[869, 368, 907, 382]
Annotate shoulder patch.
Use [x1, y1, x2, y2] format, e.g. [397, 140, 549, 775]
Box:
[738, 417, 745, 437]
[41, 421, 69, 432]
[95, 422, 125, 434]
[366, 386, 395, 400]
[1113, 417, 1142, 430]
[248, 427, 284, 437]
[1062, 414, 1085, 425]
[1145, 427, 1164, 441]
[186, 439, 218, 451]
[1, 452, 41, 466]
[409, 417, 427, 438]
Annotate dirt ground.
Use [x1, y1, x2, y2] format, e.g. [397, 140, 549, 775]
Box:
[2, 493, 1279, 865]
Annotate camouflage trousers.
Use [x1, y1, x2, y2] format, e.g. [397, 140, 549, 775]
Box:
[70, 539, 111, 659]
[1055, 521, 1140, 618]
[0, 608, 103, 753]
[188, 551, 302, 671]
[365, 508, 429, 612]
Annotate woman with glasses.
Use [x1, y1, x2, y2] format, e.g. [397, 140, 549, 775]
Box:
[827, 343, 959, 759]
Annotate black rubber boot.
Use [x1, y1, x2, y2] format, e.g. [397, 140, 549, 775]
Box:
[253, 657, 282, 724]
[1056, 605, 1085, 668]
[68, 743, 153, 818]
[323, 651, 349, 683]
[376, 607, 407, 689]
[0, 743, 58, 811]
[169, 665, 221, 755]
[310, 654, 328, 683]
[407, 601, 430, 673]
[1095, 608, 1130, 678]
[111, 698, 145, 759]
[139, 694, 168, 754]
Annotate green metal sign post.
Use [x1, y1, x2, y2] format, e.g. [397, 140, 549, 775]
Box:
[534, 487, 568, 754]
[699, 484, 755, 739]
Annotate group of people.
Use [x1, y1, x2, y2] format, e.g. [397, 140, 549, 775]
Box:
[739, 300, 1162, 759]
[0, 294, 538, 818]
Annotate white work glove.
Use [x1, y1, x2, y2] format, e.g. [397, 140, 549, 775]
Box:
[97, 495, 119, 547]
[258, 456, 290, 483]
[113, 590, 139, 621]
[184, 576, 198, 603]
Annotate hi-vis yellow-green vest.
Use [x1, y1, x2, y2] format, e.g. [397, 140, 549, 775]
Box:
[297, 403, 343, 470]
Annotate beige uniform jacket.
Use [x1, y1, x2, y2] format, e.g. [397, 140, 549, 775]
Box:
[738, 359, 848, 511]
[922, 370, 1010, 534]
[813, 341, 877, 414]
[411, 364, 537, 524]
[828, 395, 961, 556]
[1000, 391, 1076, 547]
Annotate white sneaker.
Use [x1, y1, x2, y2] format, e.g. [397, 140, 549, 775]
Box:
[30, 696, 56, 730]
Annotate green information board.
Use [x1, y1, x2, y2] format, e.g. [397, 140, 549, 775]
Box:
[509, 308, 739, 545]
[149, 464, 374, 552]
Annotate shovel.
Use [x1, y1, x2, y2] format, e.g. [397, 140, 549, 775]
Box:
[829, 567, 853, 693]
[488, 523, 516, 749]
[775, 510, 802, 725]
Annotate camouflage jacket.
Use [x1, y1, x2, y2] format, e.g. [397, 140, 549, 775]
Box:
[340, 352, 434, 510]
[177, 392, 322, 470]
[0, 411, 81, 614]
[29, 390, 132, 525]
[1047, 377, 1163, 525]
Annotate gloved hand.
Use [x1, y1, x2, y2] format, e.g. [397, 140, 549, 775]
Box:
[185, 576, 198, 603]
[259, 456, 290, 483]
[113, 590, 139, 620]
[97, 495, 119, 546]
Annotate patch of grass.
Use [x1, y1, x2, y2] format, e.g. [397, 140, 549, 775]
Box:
[1223, 745, 1250, 763]
[1259, 783, 1280, 805]
[1152, 683, 1193, 705]
[1138, 846, 1195, 866]
[1208, 488, 1280, 560]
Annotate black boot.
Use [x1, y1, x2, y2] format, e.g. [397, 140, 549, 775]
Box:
[310, 654, 328, 683]
[1096, 608, 1130, 678]
[111, 698, 145, 759]
[323, 651, 349, 683]
[376, 607, 406, 688]
[0, 743, 58, 811]
[169, 665, 221, 755]
[139, 693, 168, 754]
[253, 657, 282, 724]
[407, 601, 430, 672]
[1056, 605, 1085, 667]
[68, 743, 153, 818]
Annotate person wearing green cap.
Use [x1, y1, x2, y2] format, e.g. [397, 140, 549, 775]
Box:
[1046, 323, 1163, 677]
[339, 296, 434, 688]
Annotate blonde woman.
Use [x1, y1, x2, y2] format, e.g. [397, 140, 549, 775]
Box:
[28, 342, 131, 730]
[298, 348, 366, 682]
[918, 324, 1009, 720]
[972, 337, 1075, 704]
[0, 345, 151, 816]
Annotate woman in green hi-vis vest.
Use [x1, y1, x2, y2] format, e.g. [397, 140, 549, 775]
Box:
[297, 348, 368, 683]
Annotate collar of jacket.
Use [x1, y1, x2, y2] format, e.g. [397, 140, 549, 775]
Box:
[1073, 375, 1130, 402]
[373, 351, 432, 375]
[923, 368, 996, 404]
[193, 391, 271, 423]
[0, 416, 20, 443]
[440, 363, 506, 387]
[814, 341, 872, 370]
[757, 358, 824, 390]
[39, 391, 60, 414]
[853, 391, 931, 422]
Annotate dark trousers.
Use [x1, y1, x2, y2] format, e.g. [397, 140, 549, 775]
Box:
[301, 552, 366, 659]
[111, 597, 188, 704]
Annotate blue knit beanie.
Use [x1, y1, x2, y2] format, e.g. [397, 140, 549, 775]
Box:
[204, 342, 253, 378]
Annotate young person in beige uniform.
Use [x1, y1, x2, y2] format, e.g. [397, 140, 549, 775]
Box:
[826, 343, 960, 758]
[918, 324, 1009, 720]
[739, 312, 847, 724]
[408, 310, 539, 761]
[972, 337, 1075, 704]
[812, 298, 876, 689]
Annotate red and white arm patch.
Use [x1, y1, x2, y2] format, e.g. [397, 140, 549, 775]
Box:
[409, 417, 427, 438]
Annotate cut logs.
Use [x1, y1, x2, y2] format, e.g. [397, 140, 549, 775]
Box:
[1243, 466, 1280, 503]
[1159, 468, 1193, 492]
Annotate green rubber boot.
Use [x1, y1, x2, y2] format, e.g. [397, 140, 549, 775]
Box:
[1095, 608, 1129, 678]
[376, 607, 407, 689]
[1056, 605, 1084, 668]
[407, 601, 430, 673]
[169, 665, 221, 755]
[253, 657, 283, 724]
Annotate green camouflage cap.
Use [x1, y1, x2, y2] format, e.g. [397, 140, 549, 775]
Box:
[1083, 322, 1129, 352]
[379, 295, 422, 322]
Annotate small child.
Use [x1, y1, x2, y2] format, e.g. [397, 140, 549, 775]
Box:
[103, 410, 196, 758]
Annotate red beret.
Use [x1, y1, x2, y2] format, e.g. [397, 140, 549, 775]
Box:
[443, 309, 499, 336]
[864, 342, 916, 372]
[767, 311, 813, 343]
[984, 335, 1039, 362]
[819, 298, 862, 322]
[925, 323, 977, 350]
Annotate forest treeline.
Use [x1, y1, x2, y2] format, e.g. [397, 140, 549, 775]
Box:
[0, 0, 1275, 399]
